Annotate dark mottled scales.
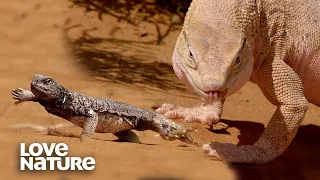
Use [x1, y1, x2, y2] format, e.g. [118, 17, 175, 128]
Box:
[12, 74, 198, 145]
[44, 91, 159, 133]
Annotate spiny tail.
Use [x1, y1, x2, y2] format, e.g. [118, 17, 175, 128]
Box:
[153, 115, 201, 146]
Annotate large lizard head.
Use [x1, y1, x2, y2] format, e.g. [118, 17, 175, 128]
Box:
[30, 74, 64, 101]
[172, 0, 256, 103]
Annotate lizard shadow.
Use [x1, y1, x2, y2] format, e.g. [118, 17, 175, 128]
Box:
[219, 119, 265, 145]
[71, 136, 158, 146]
[42, 130, 158, 145]
[111, 139, 158, 146]
[216, 119, 320, 180]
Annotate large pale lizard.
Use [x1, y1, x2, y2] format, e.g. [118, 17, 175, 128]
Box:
[12, 74, 199, 145]
[156, 0, 320, 163]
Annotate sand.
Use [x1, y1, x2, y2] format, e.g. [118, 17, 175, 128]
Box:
[0, 0, 319, 179]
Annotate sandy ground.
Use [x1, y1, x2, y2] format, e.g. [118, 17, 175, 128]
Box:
[0, 0, 319, 180]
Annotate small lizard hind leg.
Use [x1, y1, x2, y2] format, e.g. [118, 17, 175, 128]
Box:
[113, 130, 141, 143]
[12, 88, 36, 104]
[80, 109, 99, 141]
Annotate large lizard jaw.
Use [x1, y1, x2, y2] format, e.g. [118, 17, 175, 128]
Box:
[173, 62, 228, 102]
[173, 60, 229, 102]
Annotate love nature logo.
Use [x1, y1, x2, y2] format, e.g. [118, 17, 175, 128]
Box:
[20, 143, 96, 171]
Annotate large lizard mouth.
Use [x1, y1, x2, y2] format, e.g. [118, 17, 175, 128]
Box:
[183, 70, 228, 103]
[204, 90, 228, 103]
[198, 89, 228, 103]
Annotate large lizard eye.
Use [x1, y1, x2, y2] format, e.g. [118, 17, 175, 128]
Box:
[186, 46, 197, 69]
[188, 45, 195, 59]
[234, 38, 246, 67]
[188, 50, 193, 58]
[233, 56, 242, 71]
[235, 57, 241, 65]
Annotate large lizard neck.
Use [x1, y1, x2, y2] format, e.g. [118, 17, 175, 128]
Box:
[233, 0, 261, 37]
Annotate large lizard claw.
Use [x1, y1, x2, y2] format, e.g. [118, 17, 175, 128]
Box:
[155, 103, 226, 130]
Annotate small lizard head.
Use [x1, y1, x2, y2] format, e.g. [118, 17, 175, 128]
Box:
[30, 74, 63, 101]
[173, 18, 254, 103]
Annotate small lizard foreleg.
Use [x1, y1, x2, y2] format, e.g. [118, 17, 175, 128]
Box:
[12, 88, 36, 104]
[80, 109, 99, 141]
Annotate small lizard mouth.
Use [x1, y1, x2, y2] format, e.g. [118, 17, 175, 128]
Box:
[31, 85, 49, 93]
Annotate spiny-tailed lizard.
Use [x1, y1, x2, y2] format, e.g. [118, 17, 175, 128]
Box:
[11, 74, 200, 145]
[156, 0, 320, 163]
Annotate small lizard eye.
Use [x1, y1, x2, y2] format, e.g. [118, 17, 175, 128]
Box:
[45, 79, 52, 84]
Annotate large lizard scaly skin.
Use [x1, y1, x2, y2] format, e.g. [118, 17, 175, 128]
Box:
[156, 0, 320, 163]
[12, 74, 199, 145]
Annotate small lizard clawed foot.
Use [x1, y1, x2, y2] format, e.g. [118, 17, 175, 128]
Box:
[12, 88, 27, 103]
[12, 87, 35, 104]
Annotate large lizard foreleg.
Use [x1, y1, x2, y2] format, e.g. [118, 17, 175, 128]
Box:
[203, 58, 309, 164]
[156, 99, 225, 129]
